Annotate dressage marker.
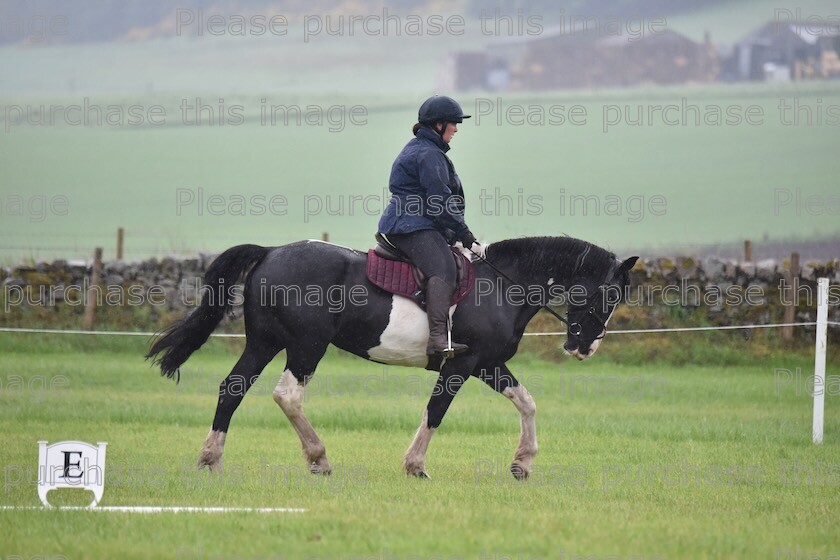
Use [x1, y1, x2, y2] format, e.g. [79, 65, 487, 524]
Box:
[0, 440, 304, 514]
[37, 440, 107, 508]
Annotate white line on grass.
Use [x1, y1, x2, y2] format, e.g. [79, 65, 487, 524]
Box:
[0, 506, 305, 513]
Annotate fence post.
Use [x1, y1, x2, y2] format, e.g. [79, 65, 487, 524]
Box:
[322, 232, 329, 242]
[744, 240, 752, 263]
[813, 278, 829, 444]
[117, 228, 124, 261]
[83, 247, 103, 330]
[782, 252, 800, 343]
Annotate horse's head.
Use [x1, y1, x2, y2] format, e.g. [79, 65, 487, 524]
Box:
[563, 255, 638, 360]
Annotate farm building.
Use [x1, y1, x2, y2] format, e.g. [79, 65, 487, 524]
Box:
[724, 20, 840, 82]
[441, 27, 719, 91]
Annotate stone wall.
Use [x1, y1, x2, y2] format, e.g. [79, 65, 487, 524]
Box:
[2, 254, 838, 340]
[622, 257, 840, 336]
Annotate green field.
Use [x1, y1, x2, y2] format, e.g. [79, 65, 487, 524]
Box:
[3, 2, 840, 557]
[1, 334, 838, 559]
[3, 0, 840, 264]
[2, 81, 840, 264]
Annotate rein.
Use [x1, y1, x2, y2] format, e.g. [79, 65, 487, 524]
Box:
[467, 246, 608, 339]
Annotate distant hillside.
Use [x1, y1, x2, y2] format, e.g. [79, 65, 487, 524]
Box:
[1, 0, 730, 45]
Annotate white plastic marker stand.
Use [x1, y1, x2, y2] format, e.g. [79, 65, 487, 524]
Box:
[38, 440, 107, 508]
[10, 440, 304, 513]
[813, 278, 828, 444]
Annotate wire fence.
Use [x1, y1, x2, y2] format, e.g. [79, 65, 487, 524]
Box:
[1, 321, 838, 339]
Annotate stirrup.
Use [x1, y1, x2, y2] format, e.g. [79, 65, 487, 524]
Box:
[441, 346, 468, 359]
[428, 344, 469, 358]
[428, 329, 469, 358]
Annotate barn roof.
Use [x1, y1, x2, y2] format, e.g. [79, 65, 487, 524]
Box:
[736, 20, 840, 46]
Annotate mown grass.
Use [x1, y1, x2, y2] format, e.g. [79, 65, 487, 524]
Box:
[1, 334, 838, 559]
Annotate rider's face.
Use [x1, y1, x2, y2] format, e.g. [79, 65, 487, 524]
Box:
[438, 122, 458, 143]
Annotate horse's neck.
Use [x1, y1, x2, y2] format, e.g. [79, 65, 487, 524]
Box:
[494, 248, 583, 290]
[488, 244, 597, 331]
[498, 248, 588, 334]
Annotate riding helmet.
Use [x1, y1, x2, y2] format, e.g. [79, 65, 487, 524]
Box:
[418, 95, 471, 124]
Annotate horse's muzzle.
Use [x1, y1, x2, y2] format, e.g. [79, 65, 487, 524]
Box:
[563, 335, 603, 361]
[563, 340, 587, 360]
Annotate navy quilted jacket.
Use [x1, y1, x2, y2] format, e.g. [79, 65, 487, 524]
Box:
[377, 126, 469, 243]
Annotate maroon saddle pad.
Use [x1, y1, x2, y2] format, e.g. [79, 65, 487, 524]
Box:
[366, 248, 475, 307]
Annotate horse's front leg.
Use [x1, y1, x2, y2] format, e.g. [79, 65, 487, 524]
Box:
[404, 355, 479, 478]
[477, 363, 538, 480]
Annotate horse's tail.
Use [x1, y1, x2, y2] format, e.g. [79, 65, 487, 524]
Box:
[146, 244, 270, 380]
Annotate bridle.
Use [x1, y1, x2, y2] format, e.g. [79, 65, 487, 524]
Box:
[467, 246, 612, 340]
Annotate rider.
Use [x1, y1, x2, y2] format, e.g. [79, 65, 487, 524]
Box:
[377, 95, 478, 357]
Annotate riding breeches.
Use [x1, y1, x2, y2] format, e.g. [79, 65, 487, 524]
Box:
[383, 229, 457, 288]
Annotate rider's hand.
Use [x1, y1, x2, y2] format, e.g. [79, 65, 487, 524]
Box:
[460, 230, 477, 250]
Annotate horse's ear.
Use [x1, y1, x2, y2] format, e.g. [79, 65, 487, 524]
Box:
[618, 256, 639, 274]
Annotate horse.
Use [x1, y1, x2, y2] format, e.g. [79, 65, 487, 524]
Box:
[146, 236, 638, 480]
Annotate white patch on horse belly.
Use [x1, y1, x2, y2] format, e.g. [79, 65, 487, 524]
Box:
[368, 296, 450, 367]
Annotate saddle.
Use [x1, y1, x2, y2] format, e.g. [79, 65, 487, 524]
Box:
[366, 233, 475, 309]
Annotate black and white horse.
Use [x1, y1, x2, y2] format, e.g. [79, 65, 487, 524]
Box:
[147, 237, 637, 479]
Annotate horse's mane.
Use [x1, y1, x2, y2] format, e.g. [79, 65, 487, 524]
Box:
[486, 236, 616, 281]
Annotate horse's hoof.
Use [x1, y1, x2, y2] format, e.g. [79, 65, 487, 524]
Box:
[510, 462, 530, 481]
[197, 457, 222, 473]
[406, 468, 430, 479]
[309, 460, 332, 476]
[404, 463, 431, 478]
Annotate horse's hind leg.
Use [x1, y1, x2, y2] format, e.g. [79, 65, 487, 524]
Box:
[198, 338, 283, 471]
[272, 341, 332, 475]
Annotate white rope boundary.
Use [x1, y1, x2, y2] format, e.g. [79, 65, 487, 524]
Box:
[1, 322, 838, 338]
[523, 321, 840, 336]
[0, 327, 241, 337]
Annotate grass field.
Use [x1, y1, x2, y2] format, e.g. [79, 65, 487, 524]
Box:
[2, 81, 840, 264]
[3, 2, 840, 557]
[3, 0, 840, 264]
[1, 334, 838, 559]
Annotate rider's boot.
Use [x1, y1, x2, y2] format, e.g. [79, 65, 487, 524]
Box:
[426, 276, 469, 357]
